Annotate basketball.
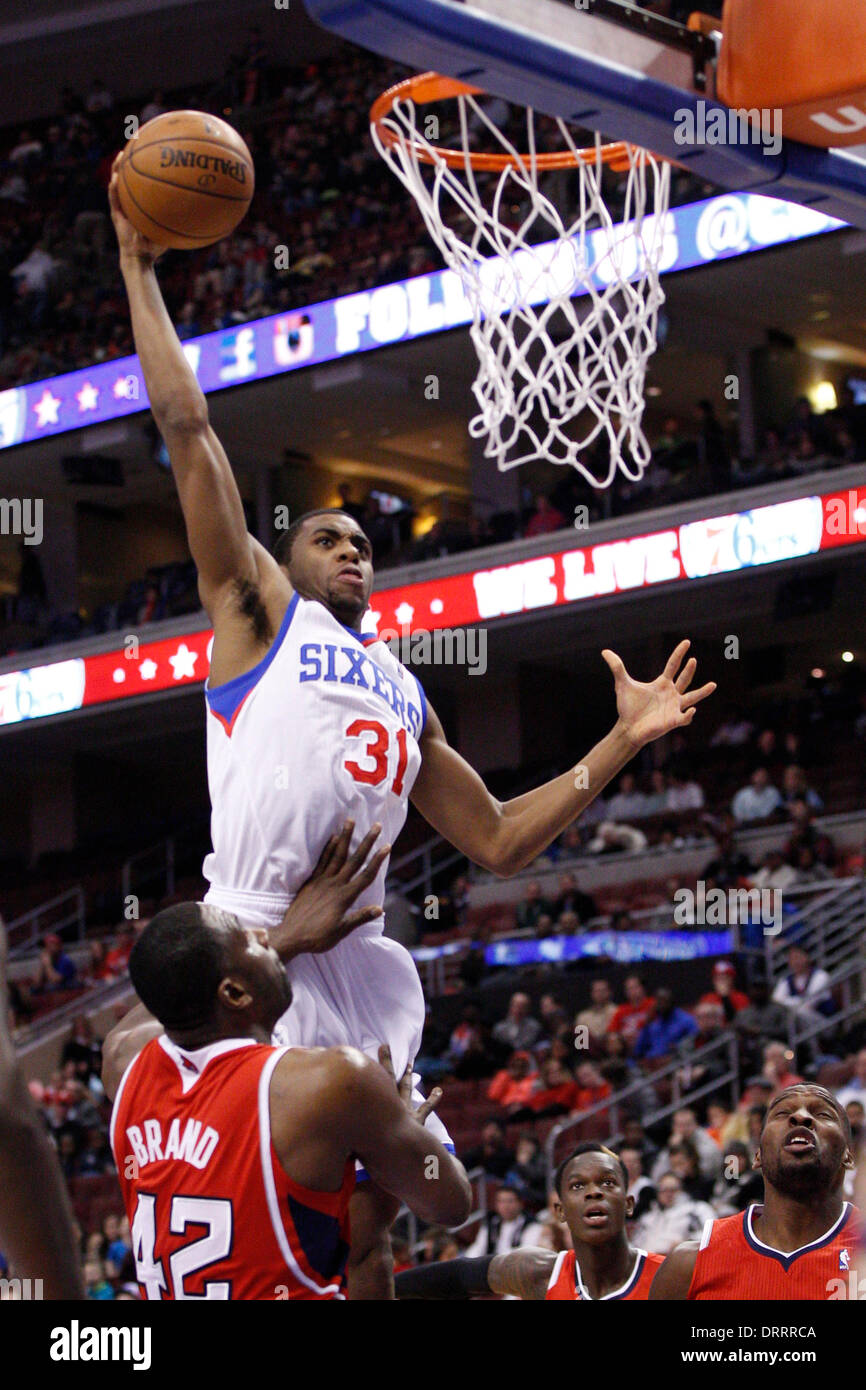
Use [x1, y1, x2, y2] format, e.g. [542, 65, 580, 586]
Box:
[117, 109, 254, 250]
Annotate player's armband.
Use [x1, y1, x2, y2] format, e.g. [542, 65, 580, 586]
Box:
[394, 1256, 494, 1299]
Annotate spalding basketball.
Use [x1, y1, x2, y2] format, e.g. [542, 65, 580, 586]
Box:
[117, 110, 254, 250]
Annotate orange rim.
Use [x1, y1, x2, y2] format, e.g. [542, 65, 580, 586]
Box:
[370, 73, 646, 174]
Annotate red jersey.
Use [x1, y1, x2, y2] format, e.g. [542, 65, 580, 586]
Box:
[607, 999, 655, 1048]
[546, 1248, 664, 1300]
[111, 1036, 354, 1300]
[689, 1203, 860, 1300]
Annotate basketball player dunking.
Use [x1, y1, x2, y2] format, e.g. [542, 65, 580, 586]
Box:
[109, 162, 715, 1296]
[396, 1143, 664, 1300]
[650, 1084, 861, 1299]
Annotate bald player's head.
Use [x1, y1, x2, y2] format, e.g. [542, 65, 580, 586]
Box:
[755, 1084, 854, 1200]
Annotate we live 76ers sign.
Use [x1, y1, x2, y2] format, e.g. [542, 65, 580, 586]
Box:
[0, 488, 863, 729]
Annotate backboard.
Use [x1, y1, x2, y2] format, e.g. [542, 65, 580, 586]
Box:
[304, 0, 866, 228]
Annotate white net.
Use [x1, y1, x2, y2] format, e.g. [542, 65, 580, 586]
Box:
[371, 84, 672, 487]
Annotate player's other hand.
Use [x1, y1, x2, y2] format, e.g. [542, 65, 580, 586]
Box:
[377, 1044, 443, 1127]
[270, 820, 390, 963]
[108, 152, 164, 267]
[603, 639, 716, 750]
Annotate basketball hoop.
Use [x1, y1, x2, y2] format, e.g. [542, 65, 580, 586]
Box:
[370, 73, 673, 486]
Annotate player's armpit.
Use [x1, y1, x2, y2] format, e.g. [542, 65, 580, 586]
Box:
[647, 1241, 699, 1300]
[489, 1247, 557, 1300]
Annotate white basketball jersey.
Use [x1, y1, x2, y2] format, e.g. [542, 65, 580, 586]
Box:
[202, 592, 427, 930]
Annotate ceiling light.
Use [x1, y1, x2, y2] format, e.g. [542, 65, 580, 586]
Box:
[842, 650, 855, 663]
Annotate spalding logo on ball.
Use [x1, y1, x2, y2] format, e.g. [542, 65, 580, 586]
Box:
[117, 110, 255, 249]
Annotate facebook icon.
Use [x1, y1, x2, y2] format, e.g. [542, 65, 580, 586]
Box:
[219, 327, 257, 381]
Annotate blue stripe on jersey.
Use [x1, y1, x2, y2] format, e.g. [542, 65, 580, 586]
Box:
[286, 1191, 350, 1283]
[414, 671, 428, 733]
[206, 591, 299, 724]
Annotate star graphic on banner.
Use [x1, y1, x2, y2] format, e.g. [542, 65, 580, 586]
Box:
[168, 643, 197, 680]
[112, 668, 126, 684]
[395, 602, 414, 627]
[75, 382, 99, 412]
[430, 598, 444, 615]
[33, 388, 61, 427]
[366, 611, 381, 633]
[112, 374, 138, 400]
[139, 658, 158, 680]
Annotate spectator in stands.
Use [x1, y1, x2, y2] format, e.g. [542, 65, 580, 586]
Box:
[733, 978, 791, 1065]
[751, 847, 798, 892]
[538, 994, 569, 1043]
[487, 1050, 539, 1112]
[524, 493, 566, 538]
[710, 706, 755, 747]
[710, 1141, 764, 1216]
[619, 1143, 656, 1223]
[762, 1039, 803, 1093]
[696, 398, 730, 492]
[665, 767, 705, 813]
[573, 1061, 612, 1114]
[84, 1256, 114, 1300]
[699, 960, 749, 1021]
[780, 764, 823, 813]
[85, 939, 113, 983]
[31, 933, 77, 993]
[668, 1139, 714, 1202]
[444, 1004, 491, 1080]
[464, 1184, 545, 1257]
[103, 922, 138, 978]
[599, 1031, 634, 1091]
[784, 801, 836, 869]
[652, 1107, 721, 1182]
[492, 992, 542, 1051]
[836, 1049, 866, 1108]
[576, 978, 618, 1045]
[632, 1172, 715, 1255]
[771, 943, 834, 1030]
[100, 1213, 130, 1278]
[552, 871, 598, 927]
[622, 1117, 659, 1169]
[462, 1122, 514, 1180]
[633, 987, 698, 1062]
[701, 814, 753, 889]
[60, 1016, 102, 1082]
[641, 769, 667, 817]
[731, 767, 782, 823]
[607, 975, 656, 1051]
[675, 1001, 731, 1095]
[503, 1134, 548, 1209]
[586, 821, 648, 855]
[607, 772, 649, 822]
[515, 881, 553, 932]
[521, 1059, 577, 1120]
[792, 845, 832, 885]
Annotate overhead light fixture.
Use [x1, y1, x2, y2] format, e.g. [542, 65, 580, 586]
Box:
[810, 667, 825, 679]
[842, 650, 855, 663]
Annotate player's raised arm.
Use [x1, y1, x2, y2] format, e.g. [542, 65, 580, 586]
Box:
[411, 640, 715, 876]
[108, 158, 260, 615]
[300, 1047, 472, 1228]
[647, 1241, 699, 1300]
[0, 919, 85, 1298]
[395, 1248, 555, 1299]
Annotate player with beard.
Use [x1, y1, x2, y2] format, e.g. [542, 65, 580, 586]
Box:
[650, 1084, 860, 1299]
[395, 1143, 664, 1300]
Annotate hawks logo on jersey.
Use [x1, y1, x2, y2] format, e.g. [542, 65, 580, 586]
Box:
[546, 1249, 664, 1300]
[689, 1203, 861, 1299]
[111, 1036, 354, 1300]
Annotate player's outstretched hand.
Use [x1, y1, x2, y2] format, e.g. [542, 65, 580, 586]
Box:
[270, 820, 390, 963]
[108, 152, 164, 267]
[378, 1044, 443, 1127]
[603, 639, 716, 750]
